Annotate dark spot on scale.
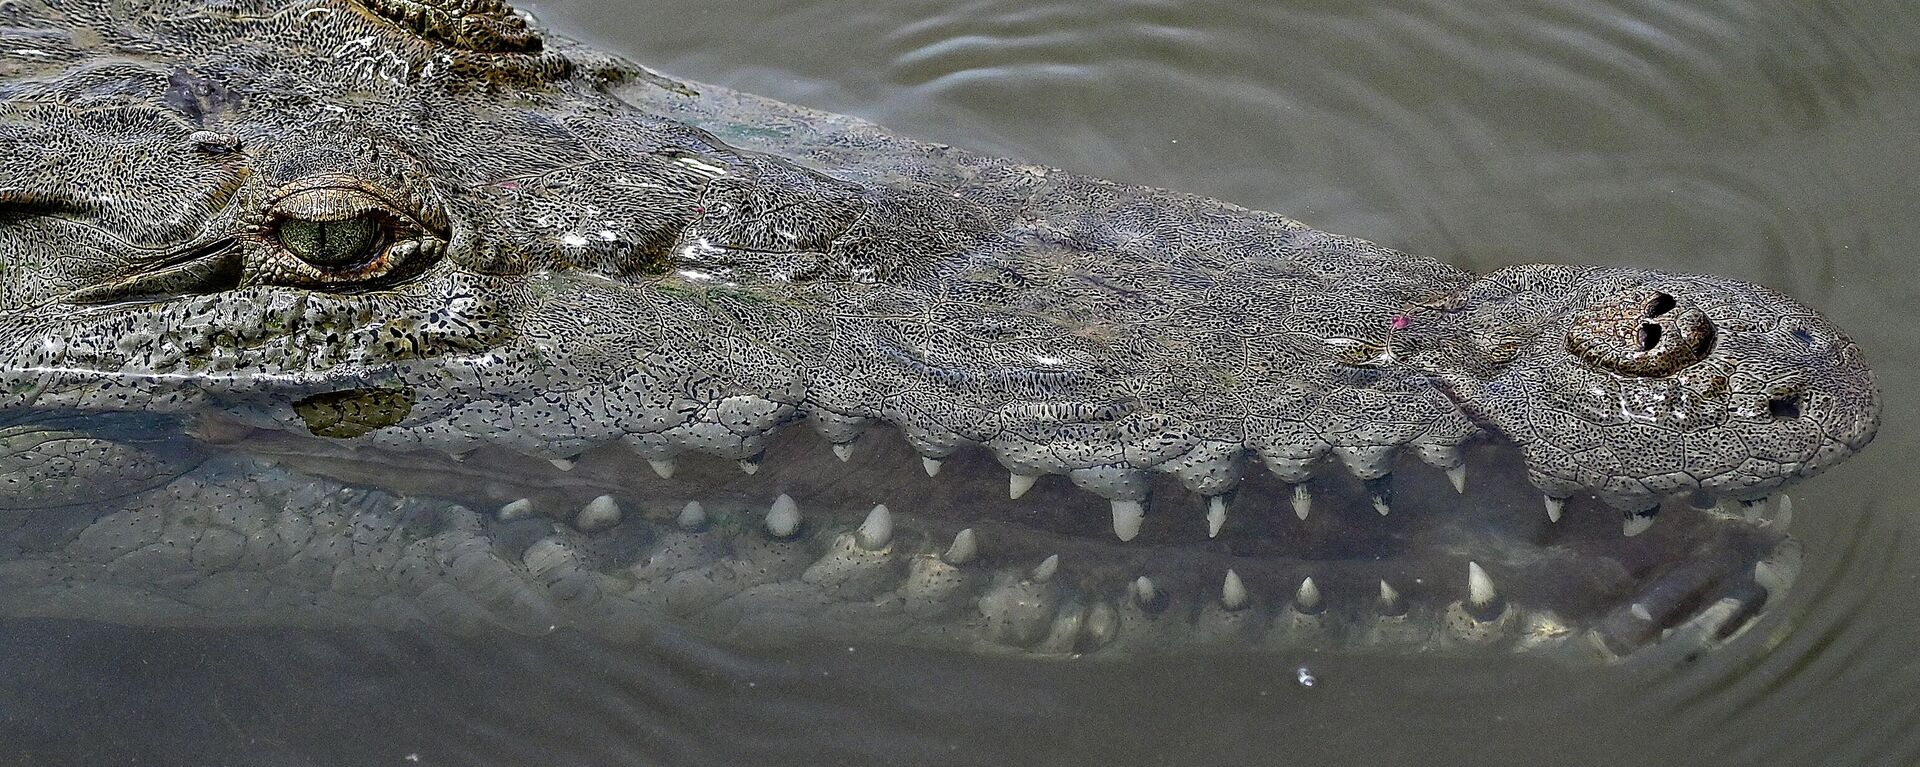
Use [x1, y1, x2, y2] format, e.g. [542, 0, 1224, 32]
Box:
[294, 387, 416, 438]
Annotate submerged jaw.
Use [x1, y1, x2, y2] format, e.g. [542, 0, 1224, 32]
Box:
[14, 416, 1787, 663]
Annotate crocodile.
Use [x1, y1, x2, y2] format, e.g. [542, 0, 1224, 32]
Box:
[0, 0, 1880, 663]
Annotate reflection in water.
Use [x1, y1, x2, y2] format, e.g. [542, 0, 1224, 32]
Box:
[5, 0, 1918, 764]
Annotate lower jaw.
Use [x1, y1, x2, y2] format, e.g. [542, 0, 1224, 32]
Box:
[0, 425, 1798, 663]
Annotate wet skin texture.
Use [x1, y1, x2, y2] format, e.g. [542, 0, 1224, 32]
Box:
[0, 0, 1880, 661]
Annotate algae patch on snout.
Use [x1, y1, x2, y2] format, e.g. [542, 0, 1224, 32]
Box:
[293, 387, 415, 438]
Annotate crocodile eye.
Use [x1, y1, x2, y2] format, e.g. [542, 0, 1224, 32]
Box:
[279, 216, 383, 268]
[259, 177, 444, 287]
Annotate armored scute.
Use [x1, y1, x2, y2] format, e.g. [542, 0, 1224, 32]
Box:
[0, 0, 1878, 662]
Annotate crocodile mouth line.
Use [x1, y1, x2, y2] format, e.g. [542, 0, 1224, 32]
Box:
[211, 420, 1800, 662]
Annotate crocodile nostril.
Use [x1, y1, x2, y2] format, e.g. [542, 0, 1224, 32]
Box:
[1637, 321, 1662, 352]
[1565, 286, 1716, 376]
[1646, 291, 1676, 318]
[1768, 394, 1802, 420]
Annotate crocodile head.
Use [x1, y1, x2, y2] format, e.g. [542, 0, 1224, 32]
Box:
[0, 0, 1879, 661]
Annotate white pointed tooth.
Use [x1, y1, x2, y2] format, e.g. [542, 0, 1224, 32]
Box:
[1775, 495, 1794, 528]
[1291, 484, 1312, 520]
[1111, 499, 1146, 541]
[764, 493, 801, 538]
[1221, 569, 1249, 610]
[832, 443, 855, 462]
[1467, 561, 1498, 610]
[921, 457, 943, 477]
[1131, 575, 1158, 606]
[1447, 465, 1467, 494]
[1030, 554, 1059, 583]
[496, 498, 535, 522]
[1623, 508, 1657, 537]
[738, 457, 762, 475]
[943, 528, 978, 565]
[576, 494, 623, 532]
[1009, 472, 1039, 500]
[856, 504, 893, 550]
[648, 458, 677, 480]
[1366, 476, 1392, 515]
[1295, 576, 1321, 612]
[1544, 496, 1565, 523]
[1378, 579, 1404, 614]
[1206, 496, 1228, 538]
[676, 501, 707, 530]
[548, 457, 576, 471]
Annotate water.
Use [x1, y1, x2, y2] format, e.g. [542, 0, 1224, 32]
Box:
[5, 0, 1917, 764]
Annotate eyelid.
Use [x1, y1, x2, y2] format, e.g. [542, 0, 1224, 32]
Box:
[270, 188, 394, 223]
[264, 173, 423, 221]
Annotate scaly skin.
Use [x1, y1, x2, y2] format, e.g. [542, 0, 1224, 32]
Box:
[0, 0, 1878, 661]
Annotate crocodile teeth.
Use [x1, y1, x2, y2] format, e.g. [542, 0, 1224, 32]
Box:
[1111, 499, 1145, 541]
[1205, 496, 1228, 538]
[1623, 507, 1658, 537]
[1131, 575, 1158, 607]
[1291, 484, 1312, 520]
[856, 504, 893, 550]
[1378, 579, 1406, 615]
[548, 457, 576, 471]
[1742, 494, 1793, 526]
[1467, 561, 1498, 611]
[764, 493, 801, 538]
[1295, 576, 1322, 612]
[943, 528, 978, 565]
[1221, 569, 1249, 610]
[1030, 554, 1060, 583]
[676, 501, 707, 530]
[1416, 443, 1467, 493]
[921, 457, 942, 477]
[832, 443, 855, 462]
[496, 498, 535, 522]
[738, 456, 762, 475]
[1366, 475, 1393, 516]
[648, 458, 677, 480]
[575, 495, 622, 532]
[1544, 496, 1566, 523]
[1009, 472, 1039, 500]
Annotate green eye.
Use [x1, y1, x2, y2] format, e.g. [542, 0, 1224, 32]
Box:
[279, 216, 382, 267]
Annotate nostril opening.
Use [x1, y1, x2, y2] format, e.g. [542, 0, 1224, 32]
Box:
[1637, 321, 1663, 352]
[1769, 394, 1802, 419]
[1646, 292, 1677, 318]
[1791, 327, 1814, 346]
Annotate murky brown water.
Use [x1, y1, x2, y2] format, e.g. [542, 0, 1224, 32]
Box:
[4, 0, 1916, 764]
